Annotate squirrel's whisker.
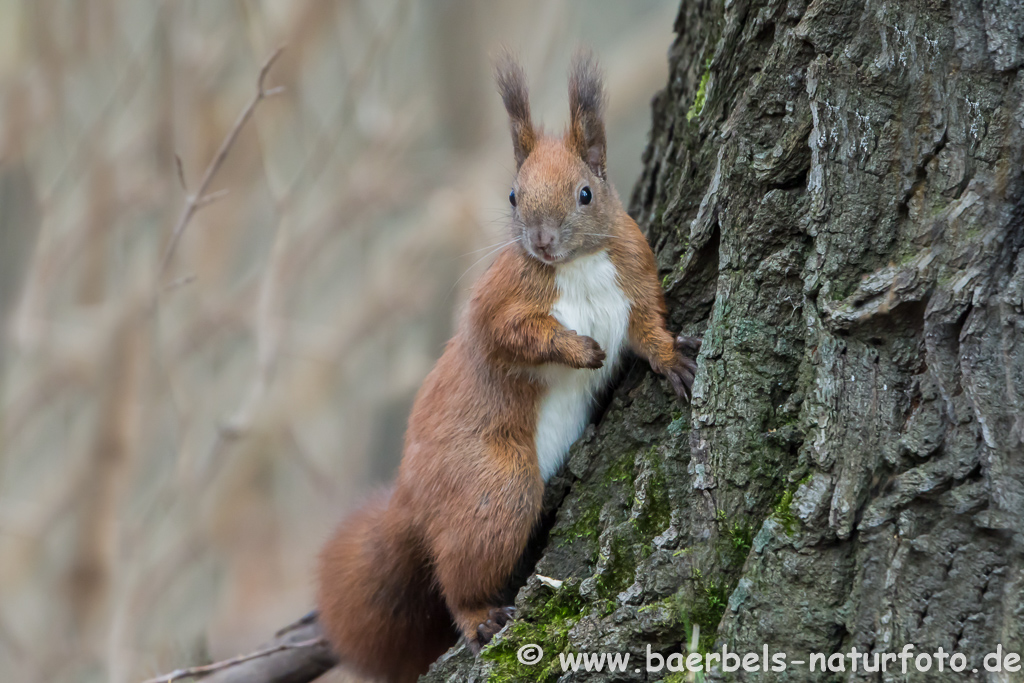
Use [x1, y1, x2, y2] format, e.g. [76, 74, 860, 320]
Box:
[458, 239, 517, 259]
[446, 240, 517, 300]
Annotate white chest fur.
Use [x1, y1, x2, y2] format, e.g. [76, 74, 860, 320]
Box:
[535, 250, 631, 481]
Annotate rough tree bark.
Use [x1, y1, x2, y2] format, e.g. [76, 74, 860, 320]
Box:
[419, 0, 1024, 681]
[155, 0, 1022, 681]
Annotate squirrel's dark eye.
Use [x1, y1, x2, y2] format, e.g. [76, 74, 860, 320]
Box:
[579, 186, 592, 205]
[509, 189, 517, 207]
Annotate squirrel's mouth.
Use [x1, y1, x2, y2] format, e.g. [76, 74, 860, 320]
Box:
[528, 246, 567, 265]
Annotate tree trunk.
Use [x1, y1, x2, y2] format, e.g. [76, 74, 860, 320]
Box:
[422, 0, 1024, 681]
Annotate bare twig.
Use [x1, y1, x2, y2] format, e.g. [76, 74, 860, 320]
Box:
[141, 639, 325, 683]
[174, 154, 188, 192]
[195, 188, 231, 208]
[41, 14, 160, 203]
[158, 46, 285, 281]
[140, 613, 337, 683]
[283, 0, 410, 197]
[163, 274, 197, 292]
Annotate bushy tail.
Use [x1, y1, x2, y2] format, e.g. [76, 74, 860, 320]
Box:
[316, 492, 456, 683]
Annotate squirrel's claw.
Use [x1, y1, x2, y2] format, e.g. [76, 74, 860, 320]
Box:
[667, 362, 696, 402]
[667, 335, 701, 402]
[468, 606, 516, 655]
[675, 334, 702, 355]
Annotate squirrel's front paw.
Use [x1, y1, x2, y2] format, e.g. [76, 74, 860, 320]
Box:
[467, 606, 516, 654]
[574, 334, 606, 369]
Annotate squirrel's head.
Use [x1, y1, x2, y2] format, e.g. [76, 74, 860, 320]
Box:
[495, 50, 617, 266]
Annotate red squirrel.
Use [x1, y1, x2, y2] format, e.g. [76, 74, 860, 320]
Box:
[316, 51, 700, 683]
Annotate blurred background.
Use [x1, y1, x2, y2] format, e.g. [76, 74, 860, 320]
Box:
[0, 1, 677, 681]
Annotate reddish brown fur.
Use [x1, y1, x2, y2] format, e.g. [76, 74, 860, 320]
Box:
[317, 51, 697, 683]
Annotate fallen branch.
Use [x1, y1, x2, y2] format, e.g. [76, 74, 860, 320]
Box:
[141, 639, 325, 683]
[141, 612, 338, 683]
[158, 46, 285, 281]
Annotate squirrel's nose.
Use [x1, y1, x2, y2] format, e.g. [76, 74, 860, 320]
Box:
[534, 231, 554, 249]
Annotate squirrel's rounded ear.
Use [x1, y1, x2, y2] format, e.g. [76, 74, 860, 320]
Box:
[494, 51, 536, 169]
[568, 49, 607, 179]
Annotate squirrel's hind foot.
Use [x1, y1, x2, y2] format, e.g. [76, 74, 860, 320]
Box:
[467, 606, 516, 655]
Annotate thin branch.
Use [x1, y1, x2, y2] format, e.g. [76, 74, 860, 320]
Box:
[175, 154, 188, 192]
[158, 46, 285, 281]
[195, 188, 231, 208]
[163, 274, 197, 292]
[140, 612, 337, 683]
[41, 13, 160, 203]
[283, 0, 409, 198]
[141, 639, 325, 683]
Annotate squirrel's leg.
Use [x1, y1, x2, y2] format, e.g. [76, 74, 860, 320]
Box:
[487, 306, 606, 369]
[430, 450, 543, 653]
[628, 304, 701, 400]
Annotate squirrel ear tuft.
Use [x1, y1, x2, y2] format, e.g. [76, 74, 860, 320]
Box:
[567, 49, 607, 179]
[494, 50, 536, 169]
